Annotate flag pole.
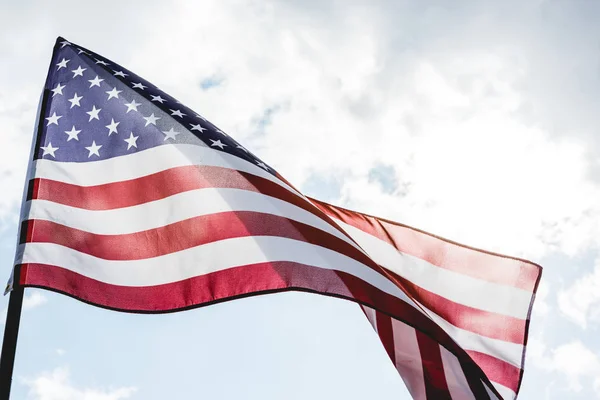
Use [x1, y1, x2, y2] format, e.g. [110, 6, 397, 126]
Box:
[0, 41, 52, 399]
[0, 278, 24, 400]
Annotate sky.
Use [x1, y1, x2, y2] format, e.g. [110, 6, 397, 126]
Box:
[1, 0, 600, 398]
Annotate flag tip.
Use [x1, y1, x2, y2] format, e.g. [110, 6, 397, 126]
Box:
[55, 36, 71, 47]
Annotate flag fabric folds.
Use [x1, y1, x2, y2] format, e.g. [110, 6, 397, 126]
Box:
[10, 37, 542, 400]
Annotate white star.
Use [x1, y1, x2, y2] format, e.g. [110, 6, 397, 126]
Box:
[162, 127, 180, 141]
[60, 40, 71, 48]
[40, 142, 58, 157]
[88, 76, 104, 88]
[86, 105, 101, 121]
[124, 132, 139, 150]
[151, 95, 166, 103]
[236, 145, 248, 152]
[131, 82, 147, 90]
[113, 70, 128, 78]
[210, 139, 227, 149]
[196, 114, 207, 121]
[68, 93, 83, 108]
[94, 58, 109, 66]
[56, 58, 69, 70]
[64, 126, 81, 141]
[190, 123, 206, 133]
[85, 141, 102, 158]
[106, 87, 122, 100]
[105, 119, 120, 135]
[71, 66, 86, 78]
[51, 83, 65, 97]
[216, 129, 229, 137]
[256, 161, 269, 170]
[170, 109, 186, 118]
[77, 48, 89, 55]
[143, 113, 160, 126]
[45, 112, 62, 126]
[124, 99, 141, 113]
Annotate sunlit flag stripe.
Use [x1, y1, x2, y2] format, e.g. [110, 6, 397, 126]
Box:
[332, 221, 532, 319]
[25, 189, 348, 238]
[311, 198, 541, 399]
[23, 213, 374, 263]
[427, 311, 524, 372]
[32, 143, 302, 196]
[311, 200, 540, 292]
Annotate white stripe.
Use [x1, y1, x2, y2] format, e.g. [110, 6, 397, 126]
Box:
[361, 305, 378, 331]
[490, 382, 515, 400]
[426, 308, 523, 368]
[19, 237, 418, 313]
[484, 384, 501, 400]
[24, 188, 353, 247]
[391, 320, 427, 400]
[33, 143, 302, 198]
[439, 345, 477, 400]
[336, 220, 532, 319]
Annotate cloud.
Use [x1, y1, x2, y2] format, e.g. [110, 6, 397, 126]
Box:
[558, 258, 600, 328]
[528, 338, 600, 396]
[533, 278, 550, 317]
[23, 291, 48, 311]
[22, 367, 136, 400]
[0, 291, 47, 327]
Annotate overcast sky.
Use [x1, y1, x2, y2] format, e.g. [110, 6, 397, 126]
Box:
[1, 0, 600, 399]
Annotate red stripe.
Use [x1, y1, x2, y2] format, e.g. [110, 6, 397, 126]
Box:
[25, 212, 375, 268]
[395, 275, 526, 344]
[32, 165, 345, 240]
[375, 312, 396, 365]
[311, 199, 541, 292]
[415, 331, 453, 400]
[19, 262, 352, 312]
[32, 165, 359, 251]
[34, 165, 299, 211]
[467, 350, 521, 393]
[20, 262, 499, 398]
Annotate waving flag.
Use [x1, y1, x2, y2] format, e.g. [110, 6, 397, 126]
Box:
[10, 37, 541, 400]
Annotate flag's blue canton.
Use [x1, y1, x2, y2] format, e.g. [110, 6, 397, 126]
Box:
[37, 38, 273, 175]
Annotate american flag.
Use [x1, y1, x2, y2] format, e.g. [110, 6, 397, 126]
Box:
[11, 37, 541, 400]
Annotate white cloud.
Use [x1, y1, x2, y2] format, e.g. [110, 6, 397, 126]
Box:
[558, 258, 600, 328]
[23, 291, 47, 311]
[533, 278, 550, 316]
[0, 291, 46, 326]
[23, 367, 136, 400]
[528, 337, 600, 396]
